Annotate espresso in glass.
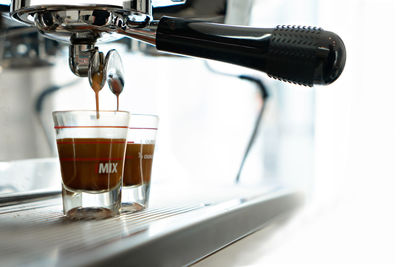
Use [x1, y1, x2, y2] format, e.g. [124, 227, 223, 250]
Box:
[123, 143, 155, 187]
[57, 138, 126, 191]
[53, 111, 129, 220]
[121, 114, 158, 212]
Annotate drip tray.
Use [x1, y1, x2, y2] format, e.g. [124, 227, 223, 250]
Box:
[0, 185, 303, 266]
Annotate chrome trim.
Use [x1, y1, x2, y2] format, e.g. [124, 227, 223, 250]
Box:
[69, 44, 95, 77]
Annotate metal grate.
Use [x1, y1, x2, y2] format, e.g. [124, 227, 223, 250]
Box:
[0, 197, 204, 266]
[0, 185, 301, 267]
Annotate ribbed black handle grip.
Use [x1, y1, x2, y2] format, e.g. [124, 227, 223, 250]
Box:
[156, 17, 346, 86]
[267, 25, 346, 86]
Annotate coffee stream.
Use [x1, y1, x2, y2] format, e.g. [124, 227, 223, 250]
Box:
[89, 48, 124, 115]
[80, 49, 155, 189]
[90, 62, 105, 119]
[108, 76, 124, 111]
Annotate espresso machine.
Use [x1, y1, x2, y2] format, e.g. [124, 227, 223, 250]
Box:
[0, 0, 346, 266]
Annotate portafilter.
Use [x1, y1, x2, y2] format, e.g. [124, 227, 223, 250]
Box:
[10, 0, 346, 86]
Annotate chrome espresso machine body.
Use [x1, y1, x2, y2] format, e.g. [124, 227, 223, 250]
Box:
[0, 1, 346, 266]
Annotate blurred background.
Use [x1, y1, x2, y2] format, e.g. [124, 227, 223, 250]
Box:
[197, 0, 399, 265]
[0, 0, 398, 265]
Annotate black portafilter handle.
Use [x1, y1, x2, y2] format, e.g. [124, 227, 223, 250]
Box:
[156, 17, 346, 86]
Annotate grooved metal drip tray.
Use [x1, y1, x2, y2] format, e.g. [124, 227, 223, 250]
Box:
[0, 184, 302, 267]
[0, 159, 303, 266]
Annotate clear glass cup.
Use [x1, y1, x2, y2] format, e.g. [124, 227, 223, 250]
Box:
[52, 110, 130, 219]
[122, 114, 159, 212]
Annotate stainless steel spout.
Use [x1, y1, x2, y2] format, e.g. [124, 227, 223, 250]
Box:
[69, 44, 96, 77]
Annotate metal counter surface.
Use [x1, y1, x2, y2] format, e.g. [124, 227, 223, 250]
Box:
[0, 184, 302, 266]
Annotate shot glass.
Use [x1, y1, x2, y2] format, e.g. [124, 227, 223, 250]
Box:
[53, 110, 130, 219]
[122, 114, 159, 212]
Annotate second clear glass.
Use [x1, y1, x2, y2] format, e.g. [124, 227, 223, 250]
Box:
[122, 114, 159, 212]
